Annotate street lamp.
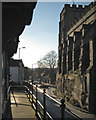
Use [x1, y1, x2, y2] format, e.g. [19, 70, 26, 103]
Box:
[31, 63, 36, 84]
[19, 47, 26, 59]
[31, 64, 33, 84]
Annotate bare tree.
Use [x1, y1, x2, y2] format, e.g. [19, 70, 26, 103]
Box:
[37, 50, 57, 84]
[37, 50, 57, 69]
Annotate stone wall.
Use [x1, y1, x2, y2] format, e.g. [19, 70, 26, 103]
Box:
[57, 1, 96, 114]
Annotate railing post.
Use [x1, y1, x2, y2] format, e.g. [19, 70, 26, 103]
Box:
[29, 88, 30, 100]
[32, 83, 33, 103]
[11, 84, 13, 94]
[29, 82, 30, 100]
[43, 89, 46, 120]
[60, 99, 66, 120]
[27, 82, 30, 99]
[35, 85, 38, 116]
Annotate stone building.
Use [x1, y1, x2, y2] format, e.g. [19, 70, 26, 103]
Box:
[0, 2, 37, 119]
[56, 2, 96, 114]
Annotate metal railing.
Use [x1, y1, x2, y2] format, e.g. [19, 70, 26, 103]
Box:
[24, 81, 83, 120]
[24, 81, 53, 120]
[9, 81, 82, 120]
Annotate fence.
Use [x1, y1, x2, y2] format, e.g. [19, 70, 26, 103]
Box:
[24, 81, 66, 120]
[6, 81, 82, 120]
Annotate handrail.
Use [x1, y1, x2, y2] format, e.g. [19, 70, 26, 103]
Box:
[24, 81, 83, 120]
[24, 81, 53, 120]
[45, 91, 82, 119]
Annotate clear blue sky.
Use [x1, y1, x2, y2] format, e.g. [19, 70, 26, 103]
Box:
[13, 1, 91, 68]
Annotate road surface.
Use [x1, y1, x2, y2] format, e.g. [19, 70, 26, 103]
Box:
[33, 87, 78, 119]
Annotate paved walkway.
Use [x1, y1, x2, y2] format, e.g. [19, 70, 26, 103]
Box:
[10, 89, 37, 119]
[65, 102, 96, 120]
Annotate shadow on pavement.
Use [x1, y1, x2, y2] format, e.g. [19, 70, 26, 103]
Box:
[2, 97, 13, 120]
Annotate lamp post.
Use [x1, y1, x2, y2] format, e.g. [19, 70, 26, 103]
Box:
[19, 47, 26, 59]
[18, 47, 26, 85]
[31, 63, 36, 83]
[31, 64, 33, 83]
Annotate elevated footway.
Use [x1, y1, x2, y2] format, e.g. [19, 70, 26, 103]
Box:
[10, 86, 37, 119]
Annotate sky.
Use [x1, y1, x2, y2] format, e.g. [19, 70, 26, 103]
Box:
[13, 1, 91, 68]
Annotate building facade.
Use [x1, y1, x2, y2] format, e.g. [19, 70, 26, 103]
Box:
[57, 2, 96, 114]
[0, 2, 37, 119]
[9, 59, 24, 85]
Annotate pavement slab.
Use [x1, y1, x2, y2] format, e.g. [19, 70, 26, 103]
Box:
[10, 90, 37, 119]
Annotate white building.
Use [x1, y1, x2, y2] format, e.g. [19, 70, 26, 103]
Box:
[9, 59, 24, 85]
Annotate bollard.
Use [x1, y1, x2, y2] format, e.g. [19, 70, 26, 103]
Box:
[60, 99, 66, 120]
[43, 89, 46, 120]
[35, 85, 38, 116]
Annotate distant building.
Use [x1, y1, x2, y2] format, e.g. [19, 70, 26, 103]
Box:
[9, 59, 24, 85]
[57, 2, 96, 114]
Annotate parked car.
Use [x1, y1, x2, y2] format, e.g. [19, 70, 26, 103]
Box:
[33, 80, 40, 84]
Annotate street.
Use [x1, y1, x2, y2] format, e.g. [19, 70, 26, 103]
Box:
[33, 86, 79, 119]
